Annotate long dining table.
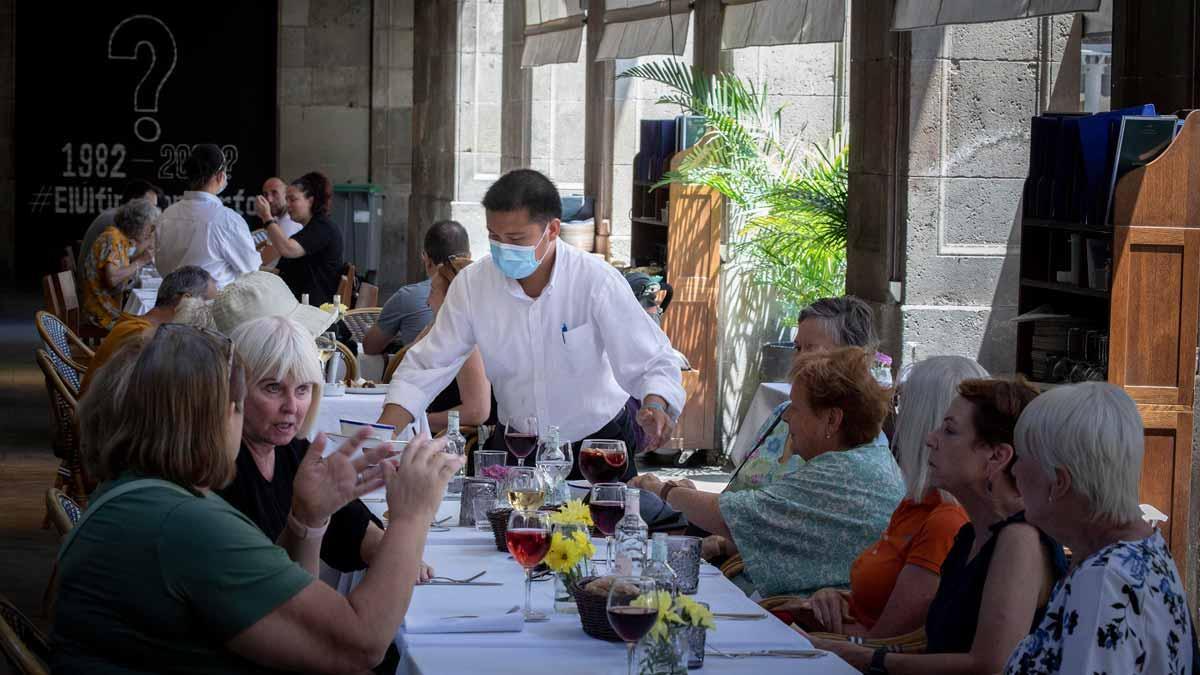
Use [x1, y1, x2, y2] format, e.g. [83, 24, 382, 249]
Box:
[352, 493, 857, 675]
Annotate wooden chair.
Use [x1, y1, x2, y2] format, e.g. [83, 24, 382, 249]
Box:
[382, 344, 411, 384]
[35, 350, 89, 510]
[719, 553, 745, 579]
[335, 341, 359, 385]
[343, 308, 381, 345]
[45, 488, 81, 537]
[42, 271, 106, 344]
[35, 311, 92, 389]
[336, 275, 353, 306]
[805, 627, 927, 654]
[0, 593, 49, 675]
[355, 282, 380, 308]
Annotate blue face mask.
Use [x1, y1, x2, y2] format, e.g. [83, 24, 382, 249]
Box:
[489, 227, 549, 280]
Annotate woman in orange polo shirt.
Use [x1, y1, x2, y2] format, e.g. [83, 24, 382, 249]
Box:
[774, 355, 986, 638]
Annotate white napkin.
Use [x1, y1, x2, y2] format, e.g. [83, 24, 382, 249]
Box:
[403, 611, 524, 634]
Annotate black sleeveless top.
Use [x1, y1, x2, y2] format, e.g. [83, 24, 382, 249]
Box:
[925, 511, 1068, 654]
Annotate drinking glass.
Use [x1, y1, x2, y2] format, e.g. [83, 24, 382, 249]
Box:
[505, 509, 553, 622]
[474, 450, 508, 480]
[578, 439, 628, 484]
[505, 415, 539, 466]
[588, 483, 626, 572]
[535, 437, 573, 506]
[607, 577, 660, 675]
[504, 466, 546, 511]
[316, 331, 337, 365]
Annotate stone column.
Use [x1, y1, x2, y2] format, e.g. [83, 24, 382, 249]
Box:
[370, 0, 415, 292]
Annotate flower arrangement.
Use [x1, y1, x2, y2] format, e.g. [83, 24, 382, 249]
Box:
[481, 464, 511, 482]
[633, 592, 716, 674]
[319, 302, 349, 315]
[549, 499, 593, 528]
[546, 500, 596, 594]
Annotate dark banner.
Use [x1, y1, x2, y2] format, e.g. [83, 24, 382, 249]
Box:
[15, 2, 278, 282]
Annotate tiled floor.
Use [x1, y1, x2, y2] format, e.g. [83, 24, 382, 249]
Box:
[0, 290, 61, 638]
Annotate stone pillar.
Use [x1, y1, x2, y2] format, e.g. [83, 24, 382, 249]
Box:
[370, 0, 415, 293]
[501, 0, 532, 173]
[584, 0, 615, 237]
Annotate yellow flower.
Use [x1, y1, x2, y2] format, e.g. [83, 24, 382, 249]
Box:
[549, 499, 593, 527]
[569, 529, 596, 559]
[674, 595, 716, 630]
[319, 302, 349, 314]
[545, 532, 584, 574]
[632, 591, 684, 643]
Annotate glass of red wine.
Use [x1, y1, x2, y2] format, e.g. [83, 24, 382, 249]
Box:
[588, 483, 626, 573]
[607, 576, 661, 675]
[505, 509, 552, 622]
[504, 415, 540, 466]
[579, 439, 628, 484]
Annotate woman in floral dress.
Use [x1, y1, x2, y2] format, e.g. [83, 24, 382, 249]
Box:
[1005, 382, 1197, 674]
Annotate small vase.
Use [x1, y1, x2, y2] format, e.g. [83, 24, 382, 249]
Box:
[637, 627, 687, 675]
[553, 572, 578, 614]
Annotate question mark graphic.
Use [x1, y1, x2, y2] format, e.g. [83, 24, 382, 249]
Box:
[107, 15, 178, 144]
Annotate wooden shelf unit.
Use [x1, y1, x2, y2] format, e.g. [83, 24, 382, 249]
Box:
[1015, 111, 1200, 568]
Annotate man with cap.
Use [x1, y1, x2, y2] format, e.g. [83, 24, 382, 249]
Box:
[379, 169, 685, 481]
[156, 144, 261, 288]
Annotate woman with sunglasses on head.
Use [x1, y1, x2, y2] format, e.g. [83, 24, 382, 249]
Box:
[53, 325, 463, 674]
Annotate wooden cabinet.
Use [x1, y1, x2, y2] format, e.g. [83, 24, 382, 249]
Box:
[1016, 111, 1200, 569]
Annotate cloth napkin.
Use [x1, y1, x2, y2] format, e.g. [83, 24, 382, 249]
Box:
[403, 611, 524, 634]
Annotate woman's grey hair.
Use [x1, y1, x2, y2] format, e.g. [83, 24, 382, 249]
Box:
[894, 355, 989, 500]
[113, 198, 160, 240]
[229, 316, 324, 438]
[797, 296, 878, 349]
[1014, 382, 1144, 525]
[156, 266, 214, 309]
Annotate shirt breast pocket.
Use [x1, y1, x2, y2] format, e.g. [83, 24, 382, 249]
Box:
[554, 321, 599, 375]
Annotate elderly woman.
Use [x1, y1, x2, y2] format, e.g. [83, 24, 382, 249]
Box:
[818, 377, 1067, 675]
[783, 356, 986, 639]
[254, 171, 344, 306]
[414, 255, 492, 433]
[81, 198, 158, 330]
[633, 346, 905, 598]
[217, 315, 433, 583]
[54, 325, 462, 673]
[1005, 383, 1197, 673]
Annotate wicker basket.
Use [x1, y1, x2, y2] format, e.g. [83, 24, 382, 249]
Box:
[487, 507, 515, 551]
[571, 576, 622, 642]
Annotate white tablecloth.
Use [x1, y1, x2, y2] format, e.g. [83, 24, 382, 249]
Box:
[348, 497, 853, 674]
[729, 382, 790, 464]
[124, 288, 158, 316]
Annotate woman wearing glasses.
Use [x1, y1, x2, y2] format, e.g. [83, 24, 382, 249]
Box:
[53, 325, 463, 673]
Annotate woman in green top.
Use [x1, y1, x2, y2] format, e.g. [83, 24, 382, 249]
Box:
[632, 346, 905, 598]
[53, 325, 464, 674]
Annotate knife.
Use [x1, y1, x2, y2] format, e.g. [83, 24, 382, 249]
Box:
[419, 581, 504, 587]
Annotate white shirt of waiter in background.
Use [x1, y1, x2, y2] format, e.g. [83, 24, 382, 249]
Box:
[381, 168, 684, 454]
[155, 143, 261, 289]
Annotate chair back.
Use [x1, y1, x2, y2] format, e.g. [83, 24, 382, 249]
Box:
[355, 282, 379, 308]
[335, 341, 359, 385]
[343, 308, 381, 344]
[34, 311, 89, 392]
[45, 488, 82, 536]
[383, 344, 411, 383]
[35, 350, 90, 505]
[336, 275, 353, 306]
[0, 593, 50, 675]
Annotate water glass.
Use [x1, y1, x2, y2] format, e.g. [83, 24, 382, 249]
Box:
[666, 535, 702, 594]
[474, 450, 508, 479]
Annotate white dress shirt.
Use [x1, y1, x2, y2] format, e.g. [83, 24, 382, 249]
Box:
[386, 239, 686, 443]
[156, 191, 262, 288]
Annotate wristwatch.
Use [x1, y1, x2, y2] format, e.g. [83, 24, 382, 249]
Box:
[865, 647, 889, 675]
[642, 401, 678, 423]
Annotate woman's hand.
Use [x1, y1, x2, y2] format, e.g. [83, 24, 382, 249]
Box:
[627, 473, 664, 498]
[808, 588, 849, 634]
[290, 429, 390, 527]
[382, 433, 464, 526]
[254, 195, 273, 222]
[808, 636, 872, 671]
[700, 535, 727, 561]
[418, 561, 434, 584]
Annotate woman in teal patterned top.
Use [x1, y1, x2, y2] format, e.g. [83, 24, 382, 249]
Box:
[632, 346, 904, 599]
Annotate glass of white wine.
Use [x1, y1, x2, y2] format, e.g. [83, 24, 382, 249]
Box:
[315, 331, 337, 383]
[504, 466, 546, 512]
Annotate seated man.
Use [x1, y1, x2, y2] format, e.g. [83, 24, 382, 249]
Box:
[254, 176, 303, 269]
[80, 265, 217, 394]
[363, 220, 468, 355]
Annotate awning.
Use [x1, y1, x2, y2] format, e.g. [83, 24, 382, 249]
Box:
[892, 0, 1101, 30]
[595, 0, 691, 61]
[722, 0, 846, 49]
[521, 0, 586, 67]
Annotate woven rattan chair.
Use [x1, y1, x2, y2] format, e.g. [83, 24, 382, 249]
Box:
[0, 593, 50, 675]
[45, 488, 82, 537]
[343, 308, 381, 345]
[35, 350, 89, 509]
[335, 341, 359, 385]
[382, 344, 411, 384]
[35, 311, 91, 393]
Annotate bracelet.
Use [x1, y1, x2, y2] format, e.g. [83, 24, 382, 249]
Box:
[287, 512, 330, 540]
[264, 219, 278, 227]
[643, 401, 668, 415]
[659, 481, 678, 503]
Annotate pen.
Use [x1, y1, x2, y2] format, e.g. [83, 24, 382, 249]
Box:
[561, 323, 568, 344]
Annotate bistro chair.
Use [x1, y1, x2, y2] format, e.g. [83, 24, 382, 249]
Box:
[343, 308, 381, 345]
[0, 592, 50, 675]
[45, 487, 82, 537]
[35, 350, 89, 510]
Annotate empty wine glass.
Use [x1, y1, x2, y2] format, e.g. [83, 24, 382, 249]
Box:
[588, 483, 626, 573]
[607, 577, 660, 675]
[505, 415, 539, 466]
[536, 435, 573, 506]
[506, 509, 552, 622]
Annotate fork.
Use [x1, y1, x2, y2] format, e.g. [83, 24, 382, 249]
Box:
[440, 605, 521, 620]
[706, 645, 828, 659]
[425, 570, 487, 584]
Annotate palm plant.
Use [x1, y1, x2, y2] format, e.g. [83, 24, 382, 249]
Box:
[617, 60, 847, 312]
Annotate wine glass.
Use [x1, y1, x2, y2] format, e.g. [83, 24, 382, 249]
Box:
[505, 415, 540, 466]
[505, 509, 553, 622]
[588, 483, 626, 572]
[579, 439, 628, 484]
[535, 437, 573, 506]
[607, 577, 660, 675]
[504, 466, 546, 511]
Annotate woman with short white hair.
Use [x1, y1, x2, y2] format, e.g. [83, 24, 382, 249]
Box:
[218, 316, 433, 584]
[1005, 382, 1197, 673]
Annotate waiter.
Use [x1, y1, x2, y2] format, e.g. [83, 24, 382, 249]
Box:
[380, 169, 684, 480]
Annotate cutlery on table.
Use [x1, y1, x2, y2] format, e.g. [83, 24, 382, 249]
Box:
[419, 581, 503, 587]
[438, 606, 521, 620]
[712, 612, 768, 621]
[425, 571, 487, 584]
[706, 646, 828, 659]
